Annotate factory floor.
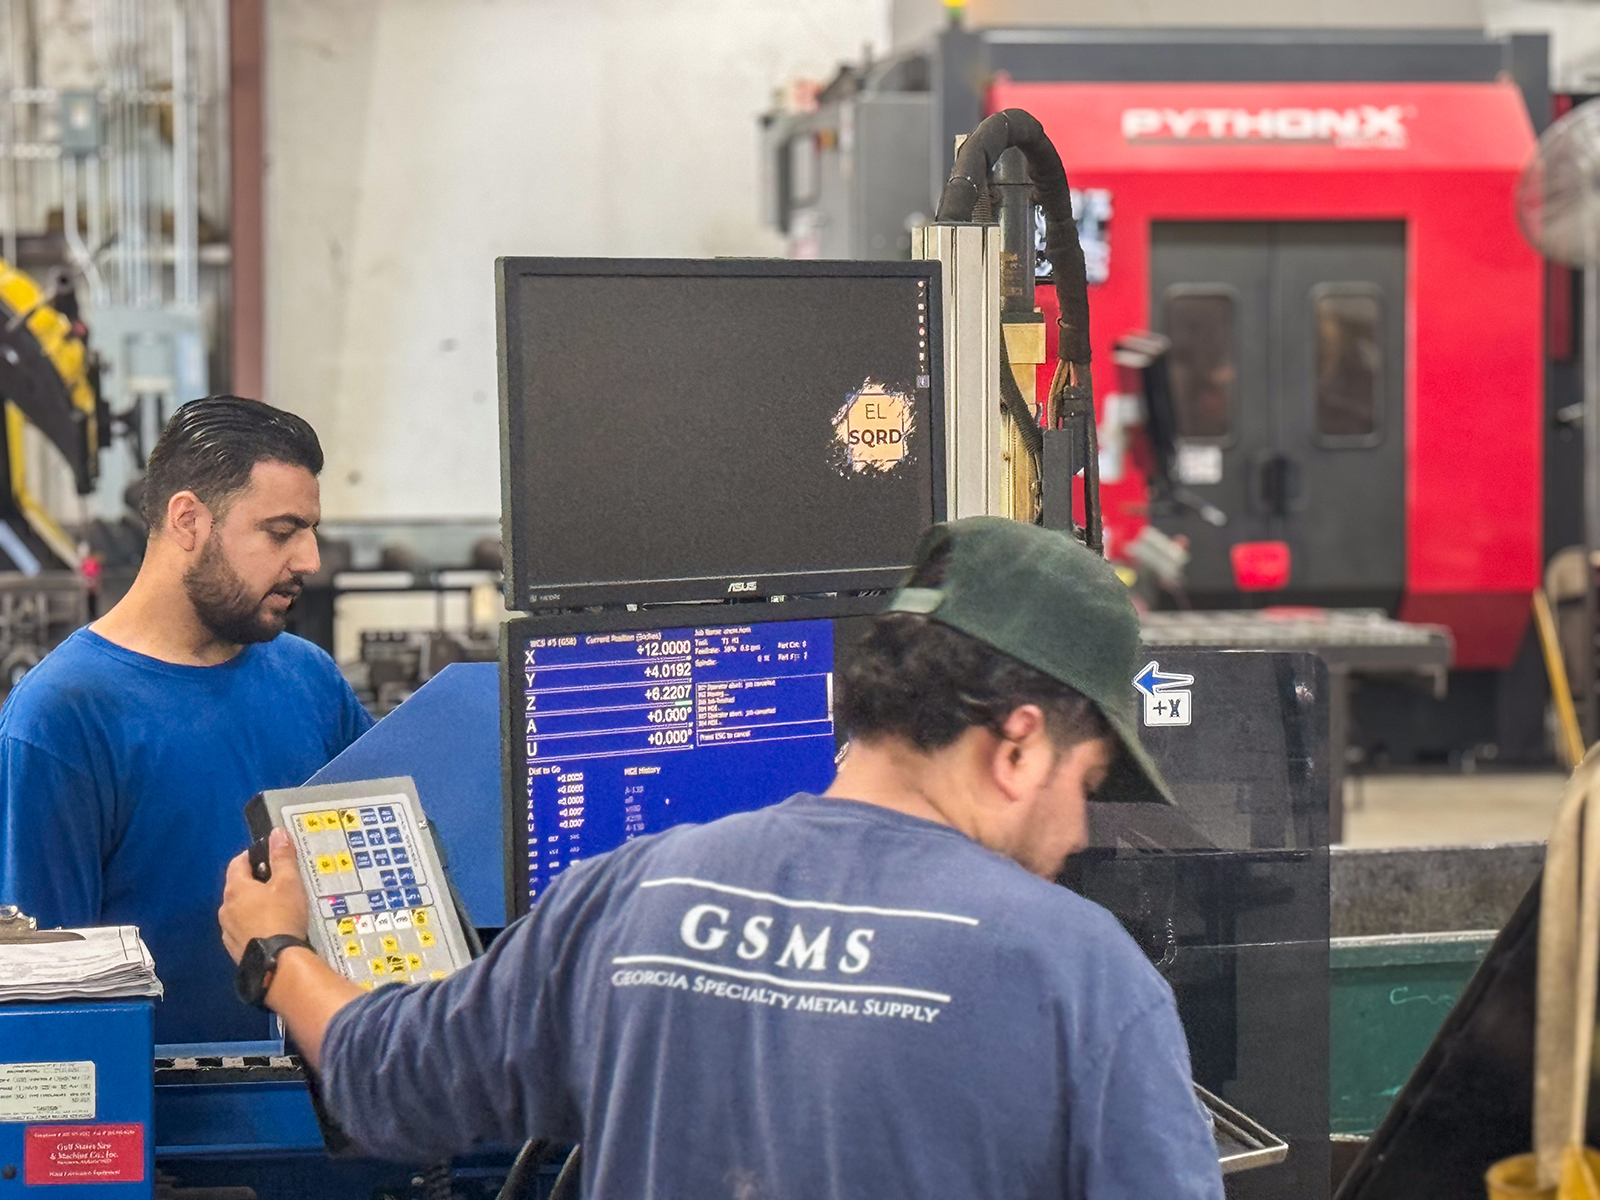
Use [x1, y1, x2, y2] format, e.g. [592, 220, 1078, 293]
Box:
[1340, 770, 1565, 847]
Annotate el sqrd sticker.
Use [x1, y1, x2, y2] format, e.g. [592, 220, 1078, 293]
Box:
[833, 380, 914, 474]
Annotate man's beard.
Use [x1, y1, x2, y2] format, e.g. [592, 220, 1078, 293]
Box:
[183, 538, 301, 646]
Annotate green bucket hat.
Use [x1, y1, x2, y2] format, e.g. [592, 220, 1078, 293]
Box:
[885, 517, 1174, 805]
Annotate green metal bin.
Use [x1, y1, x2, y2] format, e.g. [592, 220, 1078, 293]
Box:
[1329, 929, 1495, 1136]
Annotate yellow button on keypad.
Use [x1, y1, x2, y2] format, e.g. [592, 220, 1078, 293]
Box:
[344, 940, 361, 958]
[417, 930, 436, 948]
[341, 809, 360, 830]
[369, 958, 386, 976]
[406, 954, 422, 971]
[334, 852, 354, 872]
[380, 935, 399, 953]
[315, 854, 336, 874]
[337, 917, 356, 935]
[385, 954, 406, 974]
[320, 810, 341, 829]
[359, 980, 375, 991]
[430, 970, 448, 981]
[412, 909, 429, 927]
[302, 813, 323, 832]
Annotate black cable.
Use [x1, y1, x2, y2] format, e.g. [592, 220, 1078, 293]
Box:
[996, 331, 1043, 460]
[549, 1145, 582, 1200]
[493, 1139, 552, 1200]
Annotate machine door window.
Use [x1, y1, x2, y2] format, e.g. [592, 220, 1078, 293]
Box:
[1164, 287, 1236, 441]
[1150, 219, 1406, 606]
[1312, 285, 1383, 444]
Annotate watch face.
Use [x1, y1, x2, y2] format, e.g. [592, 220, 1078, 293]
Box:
[235, 938, 271, 1008]
[235, 935, 303, 1009]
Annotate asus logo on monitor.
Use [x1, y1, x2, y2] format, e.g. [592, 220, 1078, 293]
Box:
[727, 580, 758, 594]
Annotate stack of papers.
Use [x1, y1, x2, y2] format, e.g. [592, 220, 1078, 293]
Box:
[0, 926, 163, 1002]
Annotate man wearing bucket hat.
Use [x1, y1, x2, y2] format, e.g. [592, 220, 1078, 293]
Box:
[218, 517, 1224, 1198]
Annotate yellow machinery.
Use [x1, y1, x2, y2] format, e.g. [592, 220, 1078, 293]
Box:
[0, 260, 102, 569]
[0, 261, 106, 687]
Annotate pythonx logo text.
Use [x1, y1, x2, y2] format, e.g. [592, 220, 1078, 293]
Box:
[1121, 105, 1408, 148]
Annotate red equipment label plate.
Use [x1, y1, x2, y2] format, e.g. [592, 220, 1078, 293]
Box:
[24, 1123, 145, 1184]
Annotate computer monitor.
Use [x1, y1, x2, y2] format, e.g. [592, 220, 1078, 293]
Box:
[501, 598, 883, 916]
[496, 258, 944, 609]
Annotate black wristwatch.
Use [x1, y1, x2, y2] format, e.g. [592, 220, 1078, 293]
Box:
[235, 934, 313, 1009]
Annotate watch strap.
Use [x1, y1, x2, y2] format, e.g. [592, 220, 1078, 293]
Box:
[236, 933, 313, 1009]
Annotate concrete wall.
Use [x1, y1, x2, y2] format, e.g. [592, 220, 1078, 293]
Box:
[266, 0, 891, 521]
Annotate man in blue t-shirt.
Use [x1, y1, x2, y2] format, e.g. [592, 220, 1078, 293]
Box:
[218, 519, 1223, 1197]
[0, 396, 372, 1043]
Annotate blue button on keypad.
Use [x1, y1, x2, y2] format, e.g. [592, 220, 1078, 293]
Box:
[403, 887, 422, 907]
[378, 806, 396, 824]
[372, 850, 390, 867]
[353, 851, 372, 869]
[379, 870, 398, 888]
[367, 891, 386, 910]
[347, 831, 365, 849]
[391, 849, 409, 865]
[386, 828, 404, 845]
[385, 889, 404, 908]
[360, 809, 379, 827]
[398, 868, 416, 887]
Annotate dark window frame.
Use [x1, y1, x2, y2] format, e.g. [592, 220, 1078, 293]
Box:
[1162, 283, 1240, 447]
[1310, 281, 1386, 449]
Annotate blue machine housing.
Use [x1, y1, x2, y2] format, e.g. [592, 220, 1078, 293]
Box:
[0, 998, 154, 1198]
[150, 665, 514, 1198]
[311, 662, 505, 926]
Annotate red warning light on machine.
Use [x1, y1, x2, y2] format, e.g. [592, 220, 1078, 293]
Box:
[1231, 542, 1293, 592]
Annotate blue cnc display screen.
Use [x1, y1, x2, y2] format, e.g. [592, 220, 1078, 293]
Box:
[516, 619, 839, 904]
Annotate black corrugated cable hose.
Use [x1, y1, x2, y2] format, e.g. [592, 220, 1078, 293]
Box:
[419, 1161, 453, 1200]
[934, 107, 1092, 374]
[935, 106, 1102, 549]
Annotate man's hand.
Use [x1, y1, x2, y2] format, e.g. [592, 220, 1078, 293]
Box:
[218, 827, 362, 1071]
[219, 828, 309, 964]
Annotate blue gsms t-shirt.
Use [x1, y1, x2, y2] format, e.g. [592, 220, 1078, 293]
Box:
[321, 794, 1225, 1199]
[0, 628, 373, 1044]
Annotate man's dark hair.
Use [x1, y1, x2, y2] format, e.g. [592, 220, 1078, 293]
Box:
[838, 551, 1111, 752]
[139, 396, 323, 530]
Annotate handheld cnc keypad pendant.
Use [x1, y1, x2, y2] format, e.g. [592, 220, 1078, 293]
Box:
[246, 777, 476, 990]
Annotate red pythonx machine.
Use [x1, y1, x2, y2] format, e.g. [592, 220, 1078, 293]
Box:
[761, 26, 1567, 777]
[763, 27, 1549, 677]
[1013, 77, 1542, 672]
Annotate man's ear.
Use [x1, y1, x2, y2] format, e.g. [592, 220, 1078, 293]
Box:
[989, 705, 1054, 802]
[164, 490, 211, 553]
